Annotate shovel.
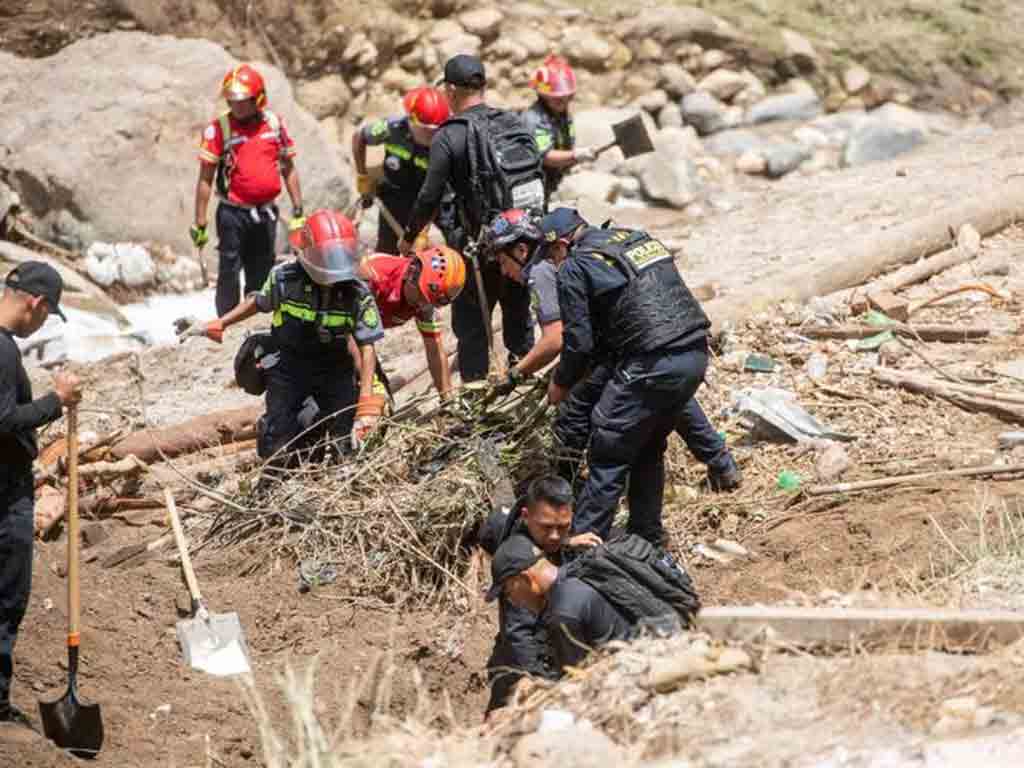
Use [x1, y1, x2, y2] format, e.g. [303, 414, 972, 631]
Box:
[39, 403, 104, 759]
[592, 113, 656, 160]
[165, 489, 251, 676]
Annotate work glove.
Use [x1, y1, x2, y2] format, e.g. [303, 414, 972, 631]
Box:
[177, 318, 222, 344]
[351, 394, 386, 451]
[490, 368, 523, 398]
[288, 213, 306, 234]
[356, 173, 375, 198]
[189, 223, 209, 248]
[573, 145, 598, 163]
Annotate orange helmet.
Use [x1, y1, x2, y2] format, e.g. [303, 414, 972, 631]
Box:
[413, 246, 466, 306]
[403, 86, 451, 129]
[530, 55, 577, 98]
[290, 210, 358, 285]
[222, 64, 266, 107]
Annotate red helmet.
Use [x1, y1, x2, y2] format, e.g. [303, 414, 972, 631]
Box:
[530, 55, 577, 98]
[487, 209, 541, 251]
[290, 210, 358, 285]
[222, 64, 266, 107]
[413, 246, 466, 306]
[403, 86, 451, 130]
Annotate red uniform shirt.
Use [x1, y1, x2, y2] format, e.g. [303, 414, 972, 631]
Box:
[198, 110, 296, 206]
[361, 255, 441, 337]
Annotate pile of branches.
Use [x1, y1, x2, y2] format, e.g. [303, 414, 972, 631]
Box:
[192, 379, 554, 608]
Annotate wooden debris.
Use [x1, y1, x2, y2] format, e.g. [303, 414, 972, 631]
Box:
[873, 367, 1024, 422]
[866, 291, 909, 322]
[645, 645, 753, 693]
[908, 283, 1006, 318]
[100, 532, 172, 569]
[806, 462, 1024, 496]
[804, 323, 989, 343]
[78, 454, 147, 482]
[699, 605, 1024, 651]
[109, 405, 261, 463]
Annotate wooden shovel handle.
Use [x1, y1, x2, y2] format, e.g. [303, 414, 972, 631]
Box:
[376, 199, 406, 241]
[66, 404, 80, 642]
[165, 489, 203, 605]
[593, 138, 618, 157]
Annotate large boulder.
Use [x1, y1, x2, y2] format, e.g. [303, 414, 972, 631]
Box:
[619, 7, 743, 50]
[632, 126, 704, 209]
[681, 91, 737, 136]
[746, 90, 822, 124]
[0, 33, 350, 255]
[842, 109, 927, 167]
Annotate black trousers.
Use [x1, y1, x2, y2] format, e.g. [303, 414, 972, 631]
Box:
[0, 471, 34, 711]
[215, 201, 277, 316]
[257, 346, 356, 464]
[451, 260, 534, 383]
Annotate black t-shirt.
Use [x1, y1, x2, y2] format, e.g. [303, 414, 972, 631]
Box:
[542, 570, 632, 672]
[0, 327, 62, 477]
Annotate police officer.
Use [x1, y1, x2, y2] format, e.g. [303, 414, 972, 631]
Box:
[184, 210, 384, 463]
[520, 55, 599, 203]
[193, 64, 306, 317]
[0, 263, 80, 729]
[398, 54, 535, 382]
[488, 209, 741, 493]
[542, 209, 712, 544]
[352, 87, 451, 255]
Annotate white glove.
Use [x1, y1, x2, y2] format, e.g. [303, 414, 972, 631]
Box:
[574, 145, 598, 163]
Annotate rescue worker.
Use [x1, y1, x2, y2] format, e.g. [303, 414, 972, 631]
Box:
[1, 262, 81, 729]
[488, 209, 741, 493]
[357, 246, 466, 397]
[479, 475, 600, 717]
[542, 209, 712, 544]
[184, 210, 383, 463]
[193, 64, 305, 316]
[398, 54, 534, 382]
[352, 87, 451, 254]
[520, 55, 598, 201]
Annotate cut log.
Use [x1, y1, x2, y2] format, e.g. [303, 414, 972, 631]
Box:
[806, 462, 1024, 496]
[699, 605, 1024, 651]
[78, 454, 147, 482]
[874, 367, 1024, 406]
[803, 323, 989, 343]
[109, 405, 262, 463]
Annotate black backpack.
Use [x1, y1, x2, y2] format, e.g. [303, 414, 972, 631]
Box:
[451, 107, 546, 238]
[233, 331, 278, 396]
[564, 534, 702, 629]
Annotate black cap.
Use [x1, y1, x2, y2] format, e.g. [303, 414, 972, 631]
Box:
[486, 533, 544, 602]
[5, 261, 66, 321]
[535, 207, 587, 259]
[439, 54, 487, 88]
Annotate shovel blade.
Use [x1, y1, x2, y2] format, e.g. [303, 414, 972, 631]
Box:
[176, 611, 251, 676]
[612, 114, 655, 159]
[39, 687, 104, 759]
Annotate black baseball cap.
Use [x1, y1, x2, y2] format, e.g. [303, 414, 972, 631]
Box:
[438, 54, 487, 88]
[535, 207, 587, 260]
[485, 533, 544, 601]
[5, 261, 66, 321]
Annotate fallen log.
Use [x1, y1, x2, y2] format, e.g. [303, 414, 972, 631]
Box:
[874, 367, 1024, 406]
[109, 405, 262, 463]
[806, 462, 1024, 496]
[803, 323, 989, 343]
[699, 605, 1024, 651]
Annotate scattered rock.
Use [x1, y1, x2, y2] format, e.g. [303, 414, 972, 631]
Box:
[636, 88, 669, 114]
[509, 28, 549, 58]
[735, 151, 766, 175]
[704, 128, 764, 157]
[764, 142, 811, 178]
[428, 19, 464, 44]
[379, 67, 419, 93]
[80, 521, 111, 549]
[556, 170, 621, 205]
[487, 37, 528, 65]
[843, 65, 872, 95]
[436, 32, 483, 61]
[681, 91, 731, 135]
[341, 32, 377, 70]
[658, 63, 697, 99]
[747, 91, 822, 124]
[867, 290, 909, 323]
[658, 102, 684, 129]
[957, 222, 981, 257]
[571, 31, 614, 70]
[815, 443, 851, 482]
[697, 69, 748, 102]
[457, 8, 504, 41]
[779, 28, 819, 73]
[512, 724, 624, 768]
[85, 242, 156, 287]
[842, 113, 926, 167]
[634, 127, 704, 208]
[792, 125, 830, 149]
[878, 340, 909, 365]
[692, 282, 719, 301]
[619, 7, 742, 51]
[295, 74, 351, 120]
[701, 49, 729, 71]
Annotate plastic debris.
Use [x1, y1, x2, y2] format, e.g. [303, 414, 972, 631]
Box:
[729, 387, 856, 443]
[777, 470, 802, 492]
[744, 353, 776, 373]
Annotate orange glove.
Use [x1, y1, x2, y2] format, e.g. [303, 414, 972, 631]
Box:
[351, 394, 386, 450]
[205, 318, 225, 344]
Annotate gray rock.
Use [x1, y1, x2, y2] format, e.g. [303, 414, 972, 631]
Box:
[735, 151, 766, 175]
[703, 128, 765, 156]
[295, 74, 351, 120]
[843, 64, 872, 94]
[618, 7, 741, 49]
[747, 91, 822, 124]
[556, 170, 621, 205]
[698, 69, 747, 101]
[634, 127, 704, 208]
[701, 49, 729, 71]
[810, 110, 870, 145]
[0, 34, 349, 255]
[636, 89, 669, 114]
[509, 27, 549, 57]
[764, 142, 812, 178]
[341, 32, 377, 70]
[487, 37, 529, 65]
[780, 28, 819, 72]
[658, 102, 684, 129]
[681, 91, 730, 135]
[436, 32, 483, 62]
[457, 8, 504, 40]
[658, 63, 697, 99]
[842, 116, 926, 167]
[571, 31, 614, 70]
[428, 19, 464, 44]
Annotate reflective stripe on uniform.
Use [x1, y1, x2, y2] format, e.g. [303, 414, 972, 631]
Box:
[386, 143, 412, 160]
[273, 302, 354, 329]
[534, 130, 553, 152]
[416, 317, 442, 336]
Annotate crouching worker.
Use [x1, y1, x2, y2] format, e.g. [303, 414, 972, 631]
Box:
[181, 209, 384, 464]
[487, 528, 700, 676]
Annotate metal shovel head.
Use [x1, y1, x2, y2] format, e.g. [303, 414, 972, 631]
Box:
[177, 610, 251, 676]
[39, 684, 104, 759]
[612, 114, 655, 159]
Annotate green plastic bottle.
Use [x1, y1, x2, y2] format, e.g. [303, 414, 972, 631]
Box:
[776, 470, 802, 492]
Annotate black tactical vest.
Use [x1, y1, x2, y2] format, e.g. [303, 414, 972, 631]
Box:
[574, 228, 710, 355]
[269, 263, 359, 353]
[379, 118, 430, 205]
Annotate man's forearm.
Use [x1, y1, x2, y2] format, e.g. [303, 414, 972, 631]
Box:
[543, 149, 577, 170]
[358, 345, 377, 399]
[422, 335, 451, 394]
[194, 177, 213, 227]
[351, 132, 368, 174]
[0, 393, 63, 436]
[283, 163, 302, 211]
[219, 295, 259, 328]
[516, 326, 562, 377]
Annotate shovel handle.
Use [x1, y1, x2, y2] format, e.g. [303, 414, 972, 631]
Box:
[165, 489, 204, 607]
[593, 138, 618, 157]
[376, 199, 406, 241]
[66, 404, 80, 644]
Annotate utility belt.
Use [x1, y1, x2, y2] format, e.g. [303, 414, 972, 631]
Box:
[218, 197, 279, 224]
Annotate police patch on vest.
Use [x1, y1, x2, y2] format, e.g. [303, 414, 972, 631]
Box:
[362, 305, 380, 329]
[624, 239, 672, 269]
[385, 155, 401, 172]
